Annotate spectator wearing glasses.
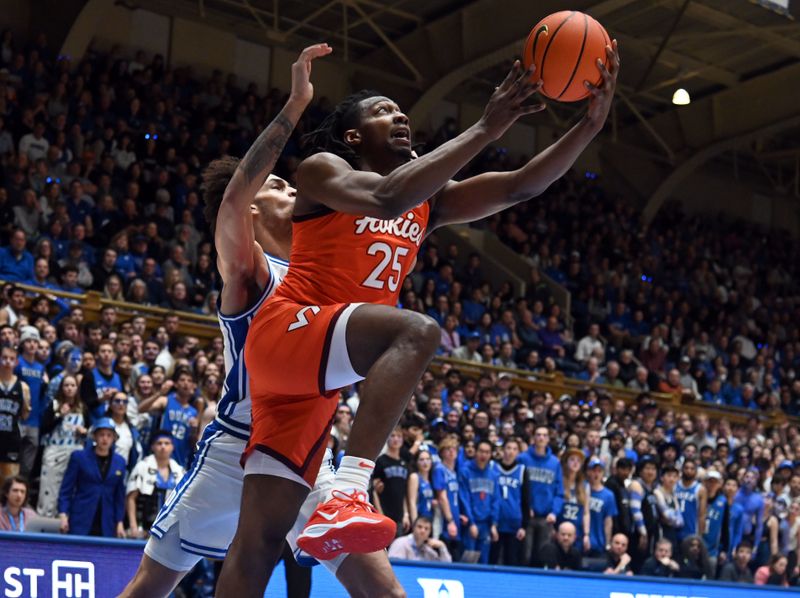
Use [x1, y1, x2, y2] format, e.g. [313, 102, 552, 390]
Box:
[106, 390, 141, 471]
[332, 403, 353, 448]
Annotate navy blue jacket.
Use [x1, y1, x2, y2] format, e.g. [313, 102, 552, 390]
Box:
[57, 443, 126, 537]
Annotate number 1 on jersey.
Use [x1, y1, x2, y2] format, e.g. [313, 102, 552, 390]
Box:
[362, 242, 410, 293]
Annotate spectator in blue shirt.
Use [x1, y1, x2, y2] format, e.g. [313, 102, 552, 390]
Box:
[519, 425, 564, 566]
[80, 339, 124, 423]
[459, 440, 500, 564]
[703, 470, 726, 566]
[27, 257, 60, 291]
[433, 435, 463, 561]
[0, 229, 34, 283]
[724, 477, 746, 557]
[730, 383, 757, 410]
[537, 317, 568, 359]
[462, 288, 486, 327]
[606, 302, 632, 350]
[427, 295, 450, 327]
[137, 368, 199, 468]
[703, 378, 725, 405]
[110, 232, 137, 282]
[65, 180, 93, 227]
[577, 356, 606, 384]
[489, 310, 515, 347]
[492, 439, 528, 565]
[587, 457, 618, 556]
[734, 468, 764, 551]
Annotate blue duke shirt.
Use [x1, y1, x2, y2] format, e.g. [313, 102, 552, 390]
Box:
[497, 462, 526, 533]
[160, 393, 198, 468]
[433, 462, 461, 540]
[416, 476, 434, 519]
[589, 485, 617, 552]
[15, 356, 45, 428]
[704, 492, 727, 556]
[675, 480, 701, 539]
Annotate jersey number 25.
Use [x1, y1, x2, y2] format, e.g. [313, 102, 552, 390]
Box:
[362, 242, 409, 293]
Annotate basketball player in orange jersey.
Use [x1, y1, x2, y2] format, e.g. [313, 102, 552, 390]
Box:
[121, 44, 403, 598]
[217, 41, 619, 597]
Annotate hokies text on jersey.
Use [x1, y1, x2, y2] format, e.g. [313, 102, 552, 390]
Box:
[353, 211, 424, 247]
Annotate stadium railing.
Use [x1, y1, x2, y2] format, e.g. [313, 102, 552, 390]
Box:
[7, 279, 796, 428]
[431, 356, 798, 428]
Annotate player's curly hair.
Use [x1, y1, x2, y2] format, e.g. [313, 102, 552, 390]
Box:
[304, 89, 382, 168]
[202, 155, 240, 237]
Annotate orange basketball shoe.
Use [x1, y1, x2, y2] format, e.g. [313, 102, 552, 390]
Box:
[296, 489, 397, 559]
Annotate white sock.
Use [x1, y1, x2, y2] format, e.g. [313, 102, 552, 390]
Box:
[332, 455, 374, 495]
[315, 451, 336, 490]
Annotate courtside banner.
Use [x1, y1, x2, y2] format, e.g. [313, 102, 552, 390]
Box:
[0, 532, 143, 597]
[0, 532, 793, 597]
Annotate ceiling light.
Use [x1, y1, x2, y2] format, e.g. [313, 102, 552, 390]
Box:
[672, 88, 691, 105]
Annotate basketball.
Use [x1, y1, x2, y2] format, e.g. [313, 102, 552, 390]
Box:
[523, 10, 611, 102]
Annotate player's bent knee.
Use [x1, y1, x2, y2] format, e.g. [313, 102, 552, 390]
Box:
[403, 312, 440, 357]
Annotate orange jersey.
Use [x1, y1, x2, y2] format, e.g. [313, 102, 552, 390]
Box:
[275, 201, 431, 307]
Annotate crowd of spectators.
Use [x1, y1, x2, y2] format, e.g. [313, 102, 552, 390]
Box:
[370, 365, 800, 587]
[0, 29, 798, 593]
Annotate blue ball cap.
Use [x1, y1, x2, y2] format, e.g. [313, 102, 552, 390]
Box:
[91, 417, 118, 436]
[778, 459, 794, 471]
[588, 457, 604, 469]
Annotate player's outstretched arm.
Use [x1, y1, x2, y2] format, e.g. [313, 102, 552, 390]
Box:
[428, 41, 619, 231]
[215, 43, 332, 285]
[297, 61, 544, 220]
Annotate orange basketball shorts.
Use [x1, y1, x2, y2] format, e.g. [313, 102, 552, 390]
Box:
[242, 297, 363, 486]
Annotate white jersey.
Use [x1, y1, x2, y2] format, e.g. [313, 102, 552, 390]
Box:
[214, 253, 288, 438]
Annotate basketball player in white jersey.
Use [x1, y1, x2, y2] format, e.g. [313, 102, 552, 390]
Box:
[119, 43, 404, 598]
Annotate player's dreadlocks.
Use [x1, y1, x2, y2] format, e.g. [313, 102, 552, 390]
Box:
[202, 155, 240, 237]
[304, 89, 382, 169]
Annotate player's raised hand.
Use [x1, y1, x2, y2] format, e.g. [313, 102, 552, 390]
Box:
[290, 43, 333, 106]
[478, 60, 545, 141]
[585, 39, 619, 128]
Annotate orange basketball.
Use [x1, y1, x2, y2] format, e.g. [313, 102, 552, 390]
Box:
[523, 10, 611, 102]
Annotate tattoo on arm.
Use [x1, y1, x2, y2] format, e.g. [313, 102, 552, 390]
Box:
[239, 111, 295, 183]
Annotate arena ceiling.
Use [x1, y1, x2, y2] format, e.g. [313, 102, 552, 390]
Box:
[126, 0, 800, 209]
